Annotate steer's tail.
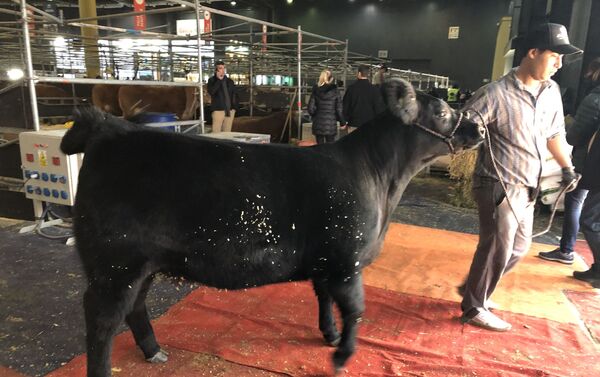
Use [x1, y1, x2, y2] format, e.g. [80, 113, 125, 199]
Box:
[60, 107, 140, 155]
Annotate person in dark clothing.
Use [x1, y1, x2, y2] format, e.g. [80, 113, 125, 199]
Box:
[573, 122, 600, 286]
[207, 60, 238, 133]
[343, 65, 386, 132]
[568, 58, 600, 285]
[539, 57, 600, 264]
[307, 69, 346, 144]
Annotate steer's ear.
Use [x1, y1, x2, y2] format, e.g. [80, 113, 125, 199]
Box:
[60, 107, 104, 155]
[383, 78, 418, 125]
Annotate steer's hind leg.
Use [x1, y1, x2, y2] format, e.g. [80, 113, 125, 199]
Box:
[84, 271, 151, 377]
[84, 287, 133, 377]
[125, 275, 167, 363]
[312, 278, 341, 346]
[328, 273, 365, 373]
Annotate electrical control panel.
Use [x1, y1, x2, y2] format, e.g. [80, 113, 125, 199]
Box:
[19, 129, 83, 206]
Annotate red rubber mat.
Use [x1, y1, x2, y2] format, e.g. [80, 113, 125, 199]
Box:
[48, 282, 600, 377]
[564, 289, 600, 344]
[0, 366, 28, 377]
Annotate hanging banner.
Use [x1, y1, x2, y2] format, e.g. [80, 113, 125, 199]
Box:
[203, 11, 212, 39]
[133, 0, 146, 31]
[261, 24, 267, 52]
[27, 9, 35, 36]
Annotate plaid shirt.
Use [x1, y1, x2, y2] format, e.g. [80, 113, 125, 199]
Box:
[464, 68, 565, 188]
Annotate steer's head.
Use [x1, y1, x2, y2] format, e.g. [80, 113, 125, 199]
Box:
[383, 78, 485, 158]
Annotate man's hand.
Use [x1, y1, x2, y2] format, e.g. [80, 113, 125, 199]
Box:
[560, 167, 579, 192]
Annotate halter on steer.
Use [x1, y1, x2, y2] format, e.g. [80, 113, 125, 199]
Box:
[410, 111, 464, 154]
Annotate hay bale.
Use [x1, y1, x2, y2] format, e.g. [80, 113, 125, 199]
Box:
[448, 149, 478, 208]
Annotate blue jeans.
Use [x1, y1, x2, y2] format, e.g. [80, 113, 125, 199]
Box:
[580, 190, 600, 268]
[560, 187, 589, 253]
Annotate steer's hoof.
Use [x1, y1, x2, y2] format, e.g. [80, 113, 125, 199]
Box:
[326, 335, 341, 347]
[332, 350, 348, 374]
[146, 349, 169, 363]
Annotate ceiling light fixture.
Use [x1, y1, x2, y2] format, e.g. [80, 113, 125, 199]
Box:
[7, 68, 24, 81]
[230, 1, 236, 5]
[287, 0, 294, 4]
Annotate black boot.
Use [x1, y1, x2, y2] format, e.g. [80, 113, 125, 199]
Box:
[573, 263, 600, 284]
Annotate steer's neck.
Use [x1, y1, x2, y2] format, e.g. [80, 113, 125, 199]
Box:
[338, 118, 428, 225]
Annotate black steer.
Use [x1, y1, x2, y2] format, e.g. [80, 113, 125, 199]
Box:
[60, 79, 485, 377]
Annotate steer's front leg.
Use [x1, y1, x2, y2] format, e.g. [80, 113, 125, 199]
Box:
[327, 273, 365, 373]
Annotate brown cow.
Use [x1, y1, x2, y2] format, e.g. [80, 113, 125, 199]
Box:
[35, 84, 69, 98]
[91, 84, 209, 120]
[118, 86, 197, 120]
[91, 84, 122, 116]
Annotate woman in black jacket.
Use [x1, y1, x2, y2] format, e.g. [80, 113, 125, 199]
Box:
[570, 58, 600, 285]
[539, 58, 600, 264]
[307, 69, 346, 144]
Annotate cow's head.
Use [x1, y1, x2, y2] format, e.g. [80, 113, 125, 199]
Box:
[383, 78, 485, 157]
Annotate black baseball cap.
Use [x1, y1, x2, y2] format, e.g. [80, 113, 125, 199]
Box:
[523, 23, 582, 55]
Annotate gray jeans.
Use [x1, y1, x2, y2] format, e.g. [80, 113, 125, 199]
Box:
[461, 178, 535, 313]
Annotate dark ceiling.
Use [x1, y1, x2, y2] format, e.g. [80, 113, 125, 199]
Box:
[20, 0, 280, 10]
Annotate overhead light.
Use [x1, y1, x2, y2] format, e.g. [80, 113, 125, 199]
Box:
[287, 0, 293, 4]
[7, 68, 24, 81]
[230, 1, 236, 5]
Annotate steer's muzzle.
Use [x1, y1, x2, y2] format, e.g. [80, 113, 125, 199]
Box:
[455, 110, 486, 151]
[463, 110, 486, 136]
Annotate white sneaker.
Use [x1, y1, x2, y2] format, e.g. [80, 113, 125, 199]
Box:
[485, 299, 500, 310]
[462, 309, 511, 332]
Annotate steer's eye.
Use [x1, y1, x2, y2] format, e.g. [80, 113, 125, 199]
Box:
[436, 111, 447, 119]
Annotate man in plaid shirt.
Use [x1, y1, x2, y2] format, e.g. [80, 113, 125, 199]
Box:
[460, 23, 582, 331]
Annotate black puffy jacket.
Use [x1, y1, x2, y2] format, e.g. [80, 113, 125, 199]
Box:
[573, 85, 600, 190]
[567, 85, 600, 174]
[581, 133, 599, 190]
[307, 83, 345, 135]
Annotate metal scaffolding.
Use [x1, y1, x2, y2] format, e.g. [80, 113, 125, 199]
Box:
[0, 0, 446, 136]
[386, 67, 450, 91]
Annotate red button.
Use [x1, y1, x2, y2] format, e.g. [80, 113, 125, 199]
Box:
[52, 157, 61, 166]
[26, 153, 34, 162]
